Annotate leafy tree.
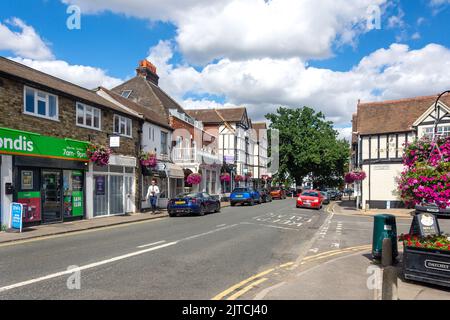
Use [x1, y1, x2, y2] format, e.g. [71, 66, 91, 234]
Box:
[266, 106, 349, 188]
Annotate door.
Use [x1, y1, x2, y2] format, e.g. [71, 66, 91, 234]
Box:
[125, 175, 134, 213]
[109, 175, 124, 215]
[41, 170, 62, 223]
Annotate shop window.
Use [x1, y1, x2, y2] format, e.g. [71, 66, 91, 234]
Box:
[76, 102, 101, 130]
[23, 86, 58, 121]
[114, 114, 132, 137]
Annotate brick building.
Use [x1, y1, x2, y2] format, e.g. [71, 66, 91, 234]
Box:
[0, 57, 142, 227]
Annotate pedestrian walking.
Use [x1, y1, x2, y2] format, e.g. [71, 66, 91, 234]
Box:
[146, 179, 160, 214]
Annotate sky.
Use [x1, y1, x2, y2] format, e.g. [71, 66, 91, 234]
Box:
[1, 0, 450, 140]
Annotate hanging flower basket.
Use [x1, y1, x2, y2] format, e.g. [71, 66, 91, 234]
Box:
[186, 173, 202, 185]
[344, 169, 367, 184]
[234, 175, 244, 182]
[87, 144, 111, 167]
[139, 151, 158, 168]
[220, 173, 231, 182]
[397, 136, 450, 209]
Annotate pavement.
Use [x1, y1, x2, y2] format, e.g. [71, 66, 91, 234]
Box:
[330, 200, 414, 218]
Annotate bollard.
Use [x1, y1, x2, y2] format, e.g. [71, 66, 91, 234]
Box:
[382, 266, 398, 300]
[381, 238, 393, 267]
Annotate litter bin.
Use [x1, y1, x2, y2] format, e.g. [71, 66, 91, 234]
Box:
[372, 214, 398, 260]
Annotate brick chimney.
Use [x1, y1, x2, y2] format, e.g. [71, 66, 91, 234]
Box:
[136, 59, 159, 86]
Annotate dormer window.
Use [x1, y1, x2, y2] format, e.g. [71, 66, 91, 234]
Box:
[120, 90, 132, 98]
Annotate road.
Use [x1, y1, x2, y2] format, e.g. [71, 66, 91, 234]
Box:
[0, 198, 331, 299]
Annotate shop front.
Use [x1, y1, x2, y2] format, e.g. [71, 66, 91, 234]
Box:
[141, 162, 184, 210]
[91, 155, 136, 218]
[0, 127, 89, 227]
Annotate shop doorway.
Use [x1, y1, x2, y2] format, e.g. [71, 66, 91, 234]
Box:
[41, 170, 62, 223]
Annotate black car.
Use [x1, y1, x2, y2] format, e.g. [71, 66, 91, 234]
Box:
[258, 189, 272, 203]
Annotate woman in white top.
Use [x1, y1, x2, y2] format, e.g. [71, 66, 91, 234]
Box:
[146, 179, 160, 213]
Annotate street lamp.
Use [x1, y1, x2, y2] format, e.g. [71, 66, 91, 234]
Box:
[433, 90, 450, 137]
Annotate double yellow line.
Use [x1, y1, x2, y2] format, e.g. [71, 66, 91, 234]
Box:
[212, 245, 371, 300]
[212, 262, 294, 300]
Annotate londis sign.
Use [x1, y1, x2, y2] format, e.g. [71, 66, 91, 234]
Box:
[0, 127, 89, 161]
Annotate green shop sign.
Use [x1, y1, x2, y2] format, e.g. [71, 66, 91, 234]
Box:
[0, 127, 89, 161]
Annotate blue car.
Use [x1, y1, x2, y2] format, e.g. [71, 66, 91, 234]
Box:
[230, 187, 261, 206]
[167, 192, 221, 217]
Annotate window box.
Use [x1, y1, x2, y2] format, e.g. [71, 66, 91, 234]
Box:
[403, 245, 450, 288]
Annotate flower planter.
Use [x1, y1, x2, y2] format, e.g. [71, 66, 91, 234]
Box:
[403, 245, 450, 287]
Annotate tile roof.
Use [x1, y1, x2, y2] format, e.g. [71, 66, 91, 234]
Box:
[356, 94, 450, 135]
[185, 107, 246, 123]
[0, 57, 137, 118]
[111, 76, 185, 118]
[96, 87, 172, 130]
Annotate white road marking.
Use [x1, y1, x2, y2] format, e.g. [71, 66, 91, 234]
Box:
[137, 240, 166, 248]
[309, 248, 319, 253]
[240, 222, 300, 231]
[216, 224, 227, 228]
[180, 224, 239, 241]
[0, 241, 179, 293]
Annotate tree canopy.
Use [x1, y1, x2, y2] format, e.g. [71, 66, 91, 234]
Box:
[266, 106, 349, 188]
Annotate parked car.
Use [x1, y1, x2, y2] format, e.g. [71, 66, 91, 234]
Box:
[329, 190, 342, 201]
[168, 192, 221, 217]
[270, 187, 287, 200]
[296, 190, 323, 210]
[230, 187, 261, 206]
[320, 191, 331, 204]
[258, 188, 273, 203]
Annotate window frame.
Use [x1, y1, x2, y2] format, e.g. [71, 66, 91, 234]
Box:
[76, 102, 102, 131]
[120, 90, 132, 98]
[23, 86, 59, 121]
[113, 114, 133, 138]
[161, 130, 168, 155]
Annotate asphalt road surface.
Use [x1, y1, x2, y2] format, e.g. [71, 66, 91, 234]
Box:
[0, 198, 329, 299]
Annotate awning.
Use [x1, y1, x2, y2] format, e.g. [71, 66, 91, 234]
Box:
[167, 163, 185, 178]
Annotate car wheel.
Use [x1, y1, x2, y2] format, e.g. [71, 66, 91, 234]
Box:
[215, 203, 221, 213]
[230, 202, 236, 207]
[249, 199, 255, 206]
[198, 205, 206, 216]
[168, 211, 176, 217]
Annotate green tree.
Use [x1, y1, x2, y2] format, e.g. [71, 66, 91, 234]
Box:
[266, 106, 349, 188]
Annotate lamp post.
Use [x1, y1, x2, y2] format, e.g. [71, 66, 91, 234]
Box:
[433, 90, 450, 137]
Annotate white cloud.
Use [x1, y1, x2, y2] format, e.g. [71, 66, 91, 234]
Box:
[411, 32, 421, 40]
[62, 0, 387, 64]
[10, 57, 123, 89]
[148, 42, 450, 127]
[336, 127, 353, 141]
[0, 18, 53, 60]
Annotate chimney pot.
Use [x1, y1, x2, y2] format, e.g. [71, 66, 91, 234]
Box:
[136, 59, 159, 86]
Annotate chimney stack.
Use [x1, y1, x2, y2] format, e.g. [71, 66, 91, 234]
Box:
[136, 59, 159, 86]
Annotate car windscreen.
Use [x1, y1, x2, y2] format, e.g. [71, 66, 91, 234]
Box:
[176, 193, 200, 198]
[302, 192, 319, 197]
[233, 188, 249, 193]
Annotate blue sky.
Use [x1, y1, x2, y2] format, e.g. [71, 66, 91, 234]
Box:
[0, 0, 449, 138]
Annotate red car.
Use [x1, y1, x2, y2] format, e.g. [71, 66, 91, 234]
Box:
[270, 187, 287, 200]
[296, 190, 323, 210]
